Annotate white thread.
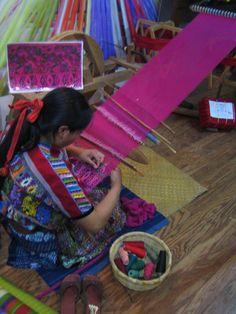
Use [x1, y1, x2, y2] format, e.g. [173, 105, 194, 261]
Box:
[97, 107, 143, 144]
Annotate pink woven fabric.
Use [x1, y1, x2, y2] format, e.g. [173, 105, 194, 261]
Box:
[7, 42, 83, 93]
[121, 197, 156, 227]
[75, 14, 236, 188]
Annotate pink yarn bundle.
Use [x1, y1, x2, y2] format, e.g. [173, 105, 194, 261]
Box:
[121, 197, 156, 227]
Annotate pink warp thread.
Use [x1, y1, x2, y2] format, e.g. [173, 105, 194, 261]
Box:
[121, 197, 156, 227]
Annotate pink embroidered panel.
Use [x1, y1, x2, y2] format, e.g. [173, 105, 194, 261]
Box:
[7, 41, 83, 93]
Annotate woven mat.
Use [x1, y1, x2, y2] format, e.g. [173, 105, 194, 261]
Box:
[120, 147, 207, 217]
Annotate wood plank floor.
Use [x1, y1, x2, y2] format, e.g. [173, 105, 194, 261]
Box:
[0, 81, 236, 313]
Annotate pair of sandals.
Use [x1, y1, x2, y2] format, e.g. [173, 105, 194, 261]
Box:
[60, 274, 103, 314]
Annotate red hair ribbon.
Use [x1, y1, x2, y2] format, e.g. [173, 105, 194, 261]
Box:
[0, 98, 44, 177]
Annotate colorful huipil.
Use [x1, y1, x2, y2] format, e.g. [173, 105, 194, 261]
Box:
[0, 143, 126, 269]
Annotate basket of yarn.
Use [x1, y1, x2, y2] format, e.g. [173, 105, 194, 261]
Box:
[109, 232, 172, 291]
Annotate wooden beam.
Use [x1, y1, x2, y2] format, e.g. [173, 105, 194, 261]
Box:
[82, 70, 133, 93]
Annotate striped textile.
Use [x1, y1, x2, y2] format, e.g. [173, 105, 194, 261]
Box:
[0, 288, 36, 314]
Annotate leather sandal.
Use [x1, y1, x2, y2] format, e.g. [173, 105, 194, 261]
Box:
[83, 275, 103, 314]
[60, 274, 81, 314]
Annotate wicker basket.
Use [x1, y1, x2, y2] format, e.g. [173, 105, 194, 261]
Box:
[109, 232, 172, 291]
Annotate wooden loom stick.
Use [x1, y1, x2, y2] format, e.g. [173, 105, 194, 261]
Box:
[80, 134, 144, 176]
[160, 121, 175, 134]
[104, 81, 175, 135]
[102, 90, 176, 153]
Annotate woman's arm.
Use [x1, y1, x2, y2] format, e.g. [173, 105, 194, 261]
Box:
[66, 145, 104, 168]
[75, 168, 122, 234]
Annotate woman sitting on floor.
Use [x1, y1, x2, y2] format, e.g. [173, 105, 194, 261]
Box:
[0, 87, 126, 269]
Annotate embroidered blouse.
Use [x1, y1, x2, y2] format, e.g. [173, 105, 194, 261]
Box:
[1, 143, 94, 230]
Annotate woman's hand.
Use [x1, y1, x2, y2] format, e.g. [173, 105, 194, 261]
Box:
[78, 148, 104, 168]
[110, 168, 122, 190]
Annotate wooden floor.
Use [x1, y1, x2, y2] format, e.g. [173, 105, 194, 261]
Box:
[0, 80, 236, 313]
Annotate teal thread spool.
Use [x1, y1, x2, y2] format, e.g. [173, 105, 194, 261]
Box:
[128, 269, 144, 279]
[126, 253, 137, 272]
[131, 258, 145, 271]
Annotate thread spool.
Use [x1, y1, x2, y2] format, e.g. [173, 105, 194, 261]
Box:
[123, 243, 146, 258]
[114, 257, 126, 274]
[131, 259, 145, 271]
[144, 262, 155, 280]
[126, 253, 138, 272]
[123, 241, 145, 249]
[118, 247, 129, 265]
[156, 250, 166, 276]
[128, 269, 144, 279]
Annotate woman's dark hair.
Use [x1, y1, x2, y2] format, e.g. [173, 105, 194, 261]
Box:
[0, 87, 92, 189]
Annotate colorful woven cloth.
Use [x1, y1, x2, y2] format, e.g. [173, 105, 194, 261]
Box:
[0, 288, 35, 314]
[0, 276, 57, 314]
[1, 143, 125, 270]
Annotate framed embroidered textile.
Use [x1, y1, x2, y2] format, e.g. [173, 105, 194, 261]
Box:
[7, 41, 83, 93]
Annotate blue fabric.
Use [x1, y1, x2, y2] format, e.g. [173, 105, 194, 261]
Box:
[37, 185, 169, 287]
[90, 0, 115, 60]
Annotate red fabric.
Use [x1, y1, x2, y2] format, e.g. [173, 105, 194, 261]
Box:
[134, 34, 169, 51]
[199, 97, 236, 130]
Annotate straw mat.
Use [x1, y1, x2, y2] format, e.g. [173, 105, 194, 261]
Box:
[120, 147, 207, 217]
